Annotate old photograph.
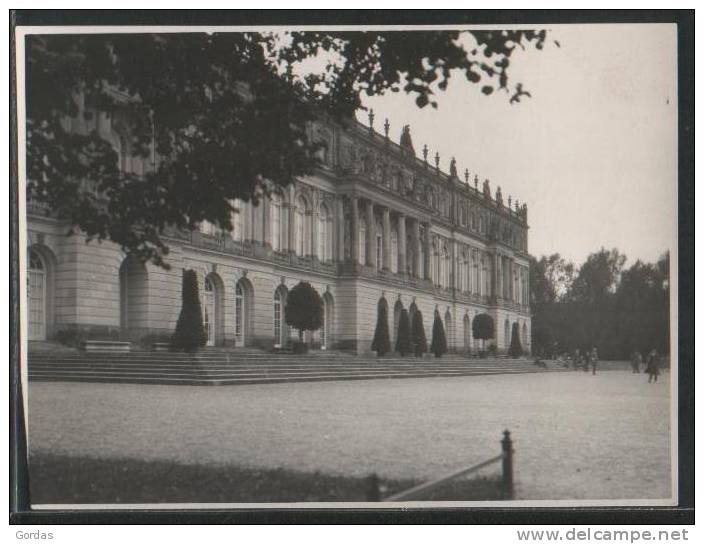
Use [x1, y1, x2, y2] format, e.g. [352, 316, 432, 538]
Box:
[15, 19, 680, 509]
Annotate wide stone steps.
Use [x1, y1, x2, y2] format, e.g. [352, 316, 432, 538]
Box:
[27, 350, 568, 386]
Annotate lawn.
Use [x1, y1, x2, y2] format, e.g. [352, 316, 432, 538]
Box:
[27, 371, 672, 503]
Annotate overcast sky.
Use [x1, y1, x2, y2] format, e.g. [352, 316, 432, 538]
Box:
[354, 24, 677, 267]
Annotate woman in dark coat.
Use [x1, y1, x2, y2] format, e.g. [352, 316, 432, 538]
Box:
[646, 349, 660, 383]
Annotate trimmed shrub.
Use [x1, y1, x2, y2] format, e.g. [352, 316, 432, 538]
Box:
[171, 269, 207, 353]
[411, 309, 428, 357]
[430, 310, 448, 358]
[509, 322, 523, 358]
[472, 313, 495, 352]
[285, 281, 323, 344]
[395, 308, 412, 356]
[371, 298, 391, 356]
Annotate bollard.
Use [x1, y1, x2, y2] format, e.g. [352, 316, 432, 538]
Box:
[366, 473, 381, 502]
[501, 429, 515, 500]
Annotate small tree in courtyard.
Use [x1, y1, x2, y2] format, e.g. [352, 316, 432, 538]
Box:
[171, 269, 207, 353]
[430, 310, 448, 358]
[509, 322, 523, 358]
[411, 309, 428, 357]
[395, 308, 412, 356]
[285, 281, 323, 353]
[371, 298, 391, 356]
[472, 313, 495, 355]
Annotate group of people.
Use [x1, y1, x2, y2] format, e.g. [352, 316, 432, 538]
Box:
[566, 347, 600, 374]
[555, 348, 600, 374]
[631, 349, 663, 383]
[553, 346, 666, 382]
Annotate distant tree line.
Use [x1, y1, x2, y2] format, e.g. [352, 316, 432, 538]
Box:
[530, 248, 670, 360]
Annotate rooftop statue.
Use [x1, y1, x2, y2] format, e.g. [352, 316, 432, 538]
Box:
[449, 157, 458, 179]
[483, 178, 491, 199]
[399, 125, 415, 154]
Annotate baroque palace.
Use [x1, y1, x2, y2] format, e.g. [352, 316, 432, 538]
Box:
[26, 107, 531, 355]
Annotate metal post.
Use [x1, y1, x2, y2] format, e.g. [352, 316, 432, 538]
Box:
[501, 429, 514, 499]
[366, 473, 381, 502]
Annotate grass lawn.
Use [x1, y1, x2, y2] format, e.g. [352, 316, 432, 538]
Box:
[27, 371, 672, 503]
[29, 454, 505, 504]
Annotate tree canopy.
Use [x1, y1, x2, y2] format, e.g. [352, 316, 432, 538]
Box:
[529, 248, 669, 359]
[26, 30, 549, 267]
[284, 281, 323, 341]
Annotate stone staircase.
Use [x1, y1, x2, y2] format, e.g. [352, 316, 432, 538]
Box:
[27, 345, 569, 386]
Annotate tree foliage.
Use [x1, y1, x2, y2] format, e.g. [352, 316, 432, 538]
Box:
[472, 313, 495, 343]
[411, 309, 428, 357]
[430, 310, 448, 358]
[371, 298, 391, 356]
[26, 30, 549, 267]
[171, 269, 207, 352]
[395, 308, 412, 356]
[284, 281, 323, 341]
[530, 249, 670, 359]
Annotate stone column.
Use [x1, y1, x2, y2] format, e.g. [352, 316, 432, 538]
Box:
[423, 223, 431, 280]
[261, 196, 269, 247]
[351, 197, 359, 263]
[412, 220, 421, 278]
[336, 197, 345, 262]
[382, 207, 391, 271]
[287, 202, 295, 253]
[311, 208, 319, 259]
[366, 200, 376, 269]
[397, 213, 407, 275]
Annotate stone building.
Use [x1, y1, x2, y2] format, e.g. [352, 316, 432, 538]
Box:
[26, 109, 531, 354]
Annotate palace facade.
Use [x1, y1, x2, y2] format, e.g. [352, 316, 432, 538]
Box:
[26, 110, 531, 354]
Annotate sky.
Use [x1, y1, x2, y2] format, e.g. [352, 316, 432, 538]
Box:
[353, 24, 677, 267]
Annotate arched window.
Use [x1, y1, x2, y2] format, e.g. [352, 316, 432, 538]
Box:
[28, 249, 46, 340]
[390, 228, 398, 274]
[481, 256, 489, 296]
[456, 256, 463, 292]
[235, 282, 244, 345]
[318, 203, 331, 261]
[203, 276, 215, 346]
[441, 244, 450, 288]
[270, 193, 282, 251]
[472, 252, 478, 293]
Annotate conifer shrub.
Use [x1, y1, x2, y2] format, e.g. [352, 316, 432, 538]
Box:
[395, 308, 412, 356]
[411, 309, 428, 357]
[430, 310, 448, 358]
[171, 269, 207, 353]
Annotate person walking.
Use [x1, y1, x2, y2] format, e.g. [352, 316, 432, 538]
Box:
[631, 350, 642, 373]
[590, 347, 599, 375]
[646, 349, 660, 383]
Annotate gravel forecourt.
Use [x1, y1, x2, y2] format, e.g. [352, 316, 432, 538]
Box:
[27, 370, 672, 501]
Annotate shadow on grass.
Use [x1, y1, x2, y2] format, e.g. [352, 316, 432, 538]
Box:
[29, 454, 505, 504]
